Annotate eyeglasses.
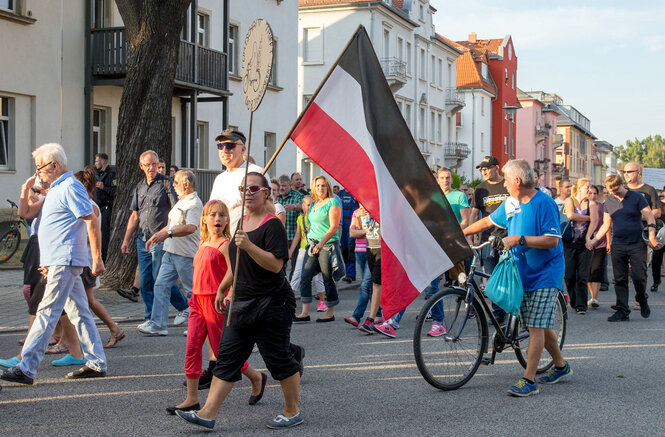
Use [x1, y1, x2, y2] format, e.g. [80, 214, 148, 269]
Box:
[37, 161, 53, 172]
[217, 142, 239, 151]
[238, 185, 269, 195]
[622, 170, 637, 174]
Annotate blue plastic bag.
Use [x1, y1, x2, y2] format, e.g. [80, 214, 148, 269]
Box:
[483, 242, 524, 316]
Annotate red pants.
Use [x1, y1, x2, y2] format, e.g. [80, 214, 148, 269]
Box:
[185, 294, 249, 378]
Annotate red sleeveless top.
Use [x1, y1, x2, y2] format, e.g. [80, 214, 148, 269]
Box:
[192, 239, 229, 296]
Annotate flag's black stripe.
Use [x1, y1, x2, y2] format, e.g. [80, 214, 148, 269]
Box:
[337, 28, 472, 264]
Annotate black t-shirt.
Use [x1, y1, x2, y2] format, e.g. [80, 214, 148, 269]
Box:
[604, 189, 649, 244]
[632, 183, 661, 211]
[471, 179, 510, 240]
[229, 216, 291, 301]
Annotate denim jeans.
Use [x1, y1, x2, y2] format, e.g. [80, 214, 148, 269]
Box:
[151, 251, 193, 330]
[424, 276, 444, 322]
[387, 308, 406, 328]
[351, 251, 382, 321]
[300, 241, 340, 306]
[18, 265, 106, 379]
[290, 248, 325, 294]
[137, 238, 187, 319]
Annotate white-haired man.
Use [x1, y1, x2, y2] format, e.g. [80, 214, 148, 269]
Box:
[1, 144, 107, 385]
[463, 159, 570, 397]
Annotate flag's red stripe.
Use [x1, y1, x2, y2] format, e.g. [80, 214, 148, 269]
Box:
[291, 102, 380, 216]
[380, 242, 421, 320]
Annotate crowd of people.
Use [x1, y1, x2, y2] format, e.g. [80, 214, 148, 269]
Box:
[1, 128, 665, 420]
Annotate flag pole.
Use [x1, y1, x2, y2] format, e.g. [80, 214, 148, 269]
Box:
[262, 25, 366, 176]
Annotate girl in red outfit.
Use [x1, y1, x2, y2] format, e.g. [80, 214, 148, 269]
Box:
[168, 200, 265, 415]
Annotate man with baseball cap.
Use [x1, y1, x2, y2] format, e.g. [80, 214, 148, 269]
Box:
[470, 156, 510, 321]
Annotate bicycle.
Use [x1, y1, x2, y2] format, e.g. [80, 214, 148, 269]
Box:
[0, 199, 28, 264]
[413, 236, 568, 391]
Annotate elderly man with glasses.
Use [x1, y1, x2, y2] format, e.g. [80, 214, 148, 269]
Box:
[1, 143, 107, 385]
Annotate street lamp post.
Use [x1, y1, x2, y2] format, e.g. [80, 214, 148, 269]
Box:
[503, 105, 519, 160]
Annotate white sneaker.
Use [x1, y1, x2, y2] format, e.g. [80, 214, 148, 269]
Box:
[138, 322, 168, 336]
[183, 330, 188, 337]
[174, 308, 190, 326]
[137, 320, 150, 330]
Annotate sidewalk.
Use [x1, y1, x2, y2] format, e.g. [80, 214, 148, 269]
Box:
[0, 268, 359, 333]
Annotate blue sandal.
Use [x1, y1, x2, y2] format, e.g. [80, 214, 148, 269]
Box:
[52, 354, 86, 367]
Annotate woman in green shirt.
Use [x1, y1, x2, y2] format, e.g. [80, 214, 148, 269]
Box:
[294, 176, 342, 323]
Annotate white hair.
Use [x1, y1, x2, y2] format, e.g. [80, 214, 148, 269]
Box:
[32, 143, 67, 170]
[503, 159, 535, 188]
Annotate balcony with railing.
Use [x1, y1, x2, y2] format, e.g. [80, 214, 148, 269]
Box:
[445, 88, 465, 115]
[91, 27, 228, 95]
[380, 57, 407, 93]
[551, 163, 564, 174]
[444, 142, 470, 159]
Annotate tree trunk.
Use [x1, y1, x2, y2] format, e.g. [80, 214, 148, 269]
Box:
[102, 0, 191, 289]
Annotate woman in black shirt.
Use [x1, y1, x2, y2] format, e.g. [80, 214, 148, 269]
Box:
[176, 172, 302, 431]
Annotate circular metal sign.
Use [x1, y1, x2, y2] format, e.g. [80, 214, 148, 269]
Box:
[242, 19, 274, 112]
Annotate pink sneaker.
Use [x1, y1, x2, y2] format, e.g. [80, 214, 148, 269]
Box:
[316, 301, 327, 312]
[427, 321, 447, 337]
[373, 322, 397, 338]
[343, 316, 359, 327]
[374, 317, 385, 324]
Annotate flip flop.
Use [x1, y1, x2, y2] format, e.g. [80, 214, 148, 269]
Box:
[45, 344, 69, 355]
[104, 329, 126, 348]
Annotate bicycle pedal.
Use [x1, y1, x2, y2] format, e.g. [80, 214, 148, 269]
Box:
[480, 356, 492, 365]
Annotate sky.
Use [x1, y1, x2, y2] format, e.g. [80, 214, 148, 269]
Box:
[431, 0, 665, 147]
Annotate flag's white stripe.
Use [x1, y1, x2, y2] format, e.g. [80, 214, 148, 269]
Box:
[314, 66, 453, 291]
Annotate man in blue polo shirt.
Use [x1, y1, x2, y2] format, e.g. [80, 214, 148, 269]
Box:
[463, 159, 570, 397]
[1, 143, 107, 386]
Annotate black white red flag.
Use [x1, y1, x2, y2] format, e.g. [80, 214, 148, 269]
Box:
[290, 26, 472, 319]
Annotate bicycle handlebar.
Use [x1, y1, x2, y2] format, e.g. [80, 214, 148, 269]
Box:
[469, 235, 499, 251]
[6, 199, 18, 209]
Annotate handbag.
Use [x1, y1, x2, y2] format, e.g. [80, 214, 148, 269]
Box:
[560, 220, 573, 242]
[483, 240, 524, 316]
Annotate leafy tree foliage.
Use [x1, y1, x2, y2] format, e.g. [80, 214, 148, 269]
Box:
[615, 135, 665, 168]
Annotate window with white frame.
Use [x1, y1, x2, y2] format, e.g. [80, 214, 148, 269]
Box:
[405, 103, 412, 131]
[430, 111, 435, 140]
[437, 58, 443, 87]
[197, 12, 209, 47]
[397, 37, 403, 62]
[504, 136, 507, 153]
[419, 48, 426, 79]
[269, 37, 277, 86]
[229, 24, 239, 75]
[447, 62, 453, 87]
[419, 107, 425, 138]
[92, 108, 108, 157]
[383, 29, 390, 58]
[406, 41, 412, 74]
[430, 55, 435, 84]
[481, 63, 488, 79]
[437, 113, 442, 143]
[419, 4, 424, 21]
[303, 27, 323, 63]
[504, 102, 508, 120]
[197, 122, 208, 169]
[512, 73, 515, 89]
[0, 96, 12, 170]
[264, 132, 276, 166]
[481, 132, 485, 152]
[92, 0, 111, 28]
[481, 96, 485, 116]
[0, 0, 15, 12]
[504, 68, 508, 85]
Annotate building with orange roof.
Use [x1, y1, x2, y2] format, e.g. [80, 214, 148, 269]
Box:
[456, 33, 518, 169]
[450, 37, 496, 181]
[297, 0, 464, 178]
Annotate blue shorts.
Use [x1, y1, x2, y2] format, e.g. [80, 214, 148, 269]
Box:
[520, 288, 559, 329]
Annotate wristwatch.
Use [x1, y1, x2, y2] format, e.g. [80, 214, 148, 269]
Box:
[518, 235, 527, 246]
[167, 230, 173, 238]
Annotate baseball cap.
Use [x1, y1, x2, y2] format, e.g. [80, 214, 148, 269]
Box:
[215, 128, 246, 144]
[476, 156, 500, 169]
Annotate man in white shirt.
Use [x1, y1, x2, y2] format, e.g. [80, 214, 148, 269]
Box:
[139, 170, 202, 336]
[209, 129, 269, 231]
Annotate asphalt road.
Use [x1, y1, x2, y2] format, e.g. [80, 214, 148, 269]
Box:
[1, 280, 664, 436]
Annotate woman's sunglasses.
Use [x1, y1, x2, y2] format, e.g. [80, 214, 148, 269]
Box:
[238, 185, 268, 195]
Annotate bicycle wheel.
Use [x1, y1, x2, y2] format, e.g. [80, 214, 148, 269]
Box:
[413, 287, 488, 391]
[0, 228, 21, 264]
[514, 291, 568, 373]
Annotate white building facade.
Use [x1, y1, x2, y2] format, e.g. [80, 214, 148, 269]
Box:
[297, 0, 463, 182]
[0, 0, 298, 204]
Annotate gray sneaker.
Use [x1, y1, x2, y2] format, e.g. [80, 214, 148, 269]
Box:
[266, 412, 303, 429]
[174, 308, 190, 326]
[138, 322, 168, 336]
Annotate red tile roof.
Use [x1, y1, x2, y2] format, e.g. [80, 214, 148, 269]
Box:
[455, 37, 506, 58]
[452, 45, 495, 94]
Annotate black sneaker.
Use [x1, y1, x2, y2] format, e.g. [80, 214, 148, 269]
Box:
[341, 276, 354, 283]
[1, 366, 34, 385]
[575, 309, 586, 315]
[116, 287, 139, 303]
[198, 368, 213, 390]
[608, 311, 629, 322]
[640, 301, 651, 318]
[600, 284, 609, 291]
[651, 283, 660, 293]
